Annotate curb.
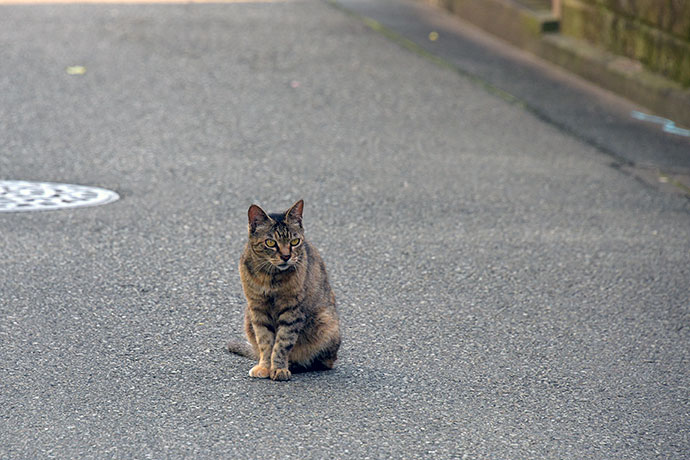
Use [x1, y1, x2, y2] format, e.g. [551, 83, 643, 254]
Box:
[423, 0, 690, 129]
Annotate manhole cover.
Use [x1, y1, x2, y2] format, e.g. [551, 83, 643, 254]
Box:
[0, 180, 119, 213]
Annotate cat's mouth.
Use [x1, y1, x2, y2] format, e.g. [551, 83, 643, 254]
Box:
[276, 262, 292, 271]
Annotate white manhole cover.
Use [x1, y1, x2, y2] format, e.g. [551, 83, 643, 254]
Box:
[0, 180, 119, 212]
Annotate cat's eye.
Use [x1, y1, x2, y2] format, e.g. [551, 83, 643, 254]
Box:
[290, 238, 301, 246]
[265, 239, 277, 248]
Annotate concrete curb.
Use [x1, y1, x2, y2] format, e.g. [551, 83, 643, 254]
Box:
[424, 0, 690, 129]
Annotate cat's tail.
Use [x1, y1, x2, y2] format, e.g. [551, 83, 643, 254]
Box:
[226, 339, 257, 360]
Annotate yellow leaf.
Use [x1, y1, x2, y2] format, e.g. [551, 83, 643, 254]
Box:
[66, 66, 86, 75]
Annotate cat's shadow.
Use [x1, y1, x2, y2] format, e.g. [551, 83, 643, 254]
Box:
[221, 343, 407, 390]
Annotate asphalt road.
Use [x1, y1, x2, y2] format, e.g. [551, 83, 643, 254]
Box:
[1, 1, 688, 459]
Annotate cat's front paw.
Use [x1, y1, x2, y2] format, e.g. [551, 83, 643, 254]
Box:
[249, 364, 270, 378]
[270, 368, 291, 381]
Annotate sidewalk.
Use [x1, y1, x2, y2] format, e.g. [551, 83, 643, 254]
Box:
[423, 0, 690, 129]
[334, 0, 690, 196]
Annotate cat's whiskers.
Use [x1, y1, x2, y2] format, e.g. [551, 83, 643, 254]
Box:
[254, 257, 277, 274]
[294, 256, 306, 269]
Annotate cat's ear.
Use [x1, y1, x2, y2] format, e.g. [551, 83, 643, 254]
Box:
[248, 204, 270, 233]
[285, 199, 304, 226]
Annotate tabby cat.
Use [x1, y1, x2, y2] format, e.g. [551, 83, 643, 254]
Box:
[226, 200, 341, 381]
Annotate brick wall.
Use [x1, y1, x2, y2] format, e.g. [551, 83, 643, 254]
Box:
[561, 0, 690, 86]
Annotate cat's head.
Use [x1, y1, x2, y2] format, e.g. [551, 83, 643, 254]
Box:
[246, 199, 305, 272]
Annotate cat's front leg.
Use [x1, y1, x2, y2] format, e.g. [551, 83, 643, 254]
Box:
[270, 307, 305, 381]
[248, 310, 275, 379]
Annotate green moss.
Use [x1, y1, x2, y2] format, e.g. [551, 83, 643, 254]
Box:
[562, 0, 690, 87]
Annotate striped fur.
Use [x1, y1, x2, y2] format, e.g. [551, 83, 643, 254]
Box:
[227, 200, 341, 381]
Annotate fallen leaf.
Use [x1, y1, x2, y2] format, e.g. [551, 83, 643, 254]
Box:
[66, 66, 86, 75]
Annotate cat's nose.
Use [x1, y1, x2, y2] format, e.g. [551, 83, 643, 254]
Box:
[280, 253, 290, 262]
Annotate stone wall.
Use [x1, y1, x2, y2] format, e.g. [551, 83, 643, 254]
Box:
[561, 0, 690, 86]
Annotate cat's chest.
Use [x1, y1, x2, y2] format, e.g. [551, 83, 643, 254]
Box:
[243, 266, 298, 293]
[246, 274, 290, 294]
[257, 287, 298, 306]
[245, 275, 301, 305]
